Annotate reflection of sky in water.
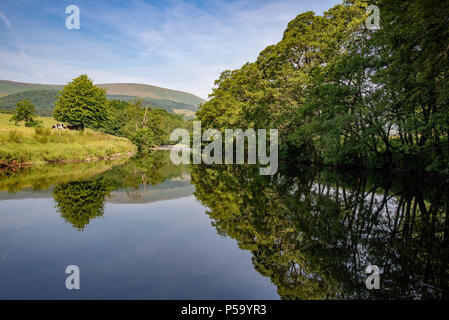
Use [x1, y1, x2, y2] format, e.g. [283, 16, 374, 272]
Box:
[0, 196, 278, 299]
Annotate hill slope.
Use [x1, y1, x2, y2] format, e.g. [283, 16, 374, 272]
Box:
[97, 83, 204, 106]
[0, 80, 204, 116]
[0, 90, 199, 116]
[0, 89, 58, 116]
[0, 80, 60, 95]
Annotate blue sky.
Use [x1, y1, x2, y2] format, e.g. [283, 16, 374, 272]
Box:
[0, 0, 340, 99]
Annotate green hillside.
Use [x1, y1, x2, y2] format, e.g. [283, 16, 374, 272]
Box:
[0, 89, 58, 116]
[0, 91, 199, 116]
[0, 79, 204, 117]
[0, 80, 60, 95]
[97, 83, 204, 106]
[106, 95, 198, 113]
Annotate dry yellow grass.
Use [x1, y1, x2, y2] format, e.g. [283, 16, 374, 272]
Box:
[173, 108, 195, 117]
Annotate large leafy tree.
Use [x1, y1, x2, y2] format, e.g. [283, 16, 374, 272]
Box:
[53, 74, 107, 130]
[197, 0, 449, 173]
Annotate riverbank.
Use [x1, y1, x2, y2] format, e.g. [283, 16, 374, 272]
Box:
[0, 113, 137, 167]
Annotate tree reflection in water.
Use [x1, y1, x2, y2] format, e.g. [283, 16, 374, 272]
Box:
[53, 178, 114, 230]
[52, 151, 189, 230]
[191, 164, 449, 299]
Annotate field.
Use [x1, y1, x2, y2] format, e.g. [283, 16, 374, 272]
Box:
[173, 108, 196, 118]
[0, 113, 136, 166]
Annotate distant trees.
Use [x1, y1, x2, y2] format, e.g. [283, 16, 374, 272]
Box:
[103, 98, 188, 152]
[9, 99, 40, 127]
[53, 74, 107, 130]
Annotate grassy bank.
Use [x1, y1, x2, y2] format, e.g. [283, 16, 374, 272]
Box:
[0, 113, 136, 166]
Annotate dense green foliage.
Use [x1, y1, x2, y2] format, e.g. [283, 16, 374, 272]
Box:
[9, 100, 40, 127]
[196, 0, 449, 174]
[53, 74, 108, 130]
[101, 98, 189, 151]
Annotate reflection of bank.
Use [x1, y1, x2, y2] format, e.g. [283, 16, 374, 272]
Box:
[108, 175, 194, 204]
[51, 156, 191, 229]
[191, 164, 449, 300]
[0, 151, 192, 230]
[149, 144, 191, 151]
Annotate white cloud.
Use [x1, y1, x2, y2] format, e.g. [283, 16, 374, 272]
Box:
[0, 10, 13, 31]
[0, 0, 340, 99]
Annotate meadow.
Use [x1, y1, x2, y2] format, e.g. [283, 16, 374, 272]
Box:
[0, 113, 136, 166]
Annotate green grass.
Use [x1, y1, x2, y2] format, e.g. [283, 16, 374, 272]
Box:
[0, 113, 136, 165]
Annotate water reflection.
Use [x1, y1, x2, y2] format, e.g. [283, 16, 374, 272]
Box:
[0, 152, 190, 230]
[1, 153, 448, 299]
[53, 178, 114, 230]
[191, 164, 449, 299]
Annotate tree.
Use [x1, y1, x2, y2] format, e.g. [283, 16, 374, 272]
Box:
[116, 98, 184, 152]
[9, 99, 40, 127]
[53, 74, 107, 130]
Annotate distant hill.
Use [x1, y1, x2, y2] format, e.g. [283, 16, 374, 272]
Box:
[97, 83, 204, 106]
[0, 89, 58, 116]
[0, 80, 60, 95]
[0, 79, 204, 117]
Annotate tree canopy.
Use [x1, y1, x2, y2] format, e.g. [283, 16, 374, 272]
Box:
[196, 0, 449, 174]
[53, 74, 107, 130]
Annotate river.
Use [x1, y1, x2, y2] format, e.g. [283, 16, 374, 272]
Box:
[0, 151, 447, 299]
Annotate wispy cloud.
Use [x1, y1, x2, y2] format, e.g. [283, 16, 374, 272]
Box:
[0, 0, 340, 98]
[0, 10, 13, 31]
[0, 9, 46, 82]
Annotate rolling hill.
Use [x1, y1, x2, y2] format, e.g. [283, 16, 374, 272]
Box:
[0, 79, 204, 117]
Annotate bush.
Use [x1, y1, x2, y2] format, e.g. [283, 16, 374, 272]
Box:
[25, 119, 43, 128]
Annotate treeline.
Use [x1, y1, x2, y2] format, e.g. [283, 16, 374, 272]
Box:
[101, 98, 189, 151]
[196, 0, 449, 174]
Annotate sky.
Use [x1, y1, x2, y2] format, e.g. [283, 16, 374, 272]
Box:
[0, 0, 340, 99]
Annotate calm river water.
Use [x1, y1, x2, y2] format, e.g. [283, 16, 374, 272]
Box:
[0, 151, 448, 299]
